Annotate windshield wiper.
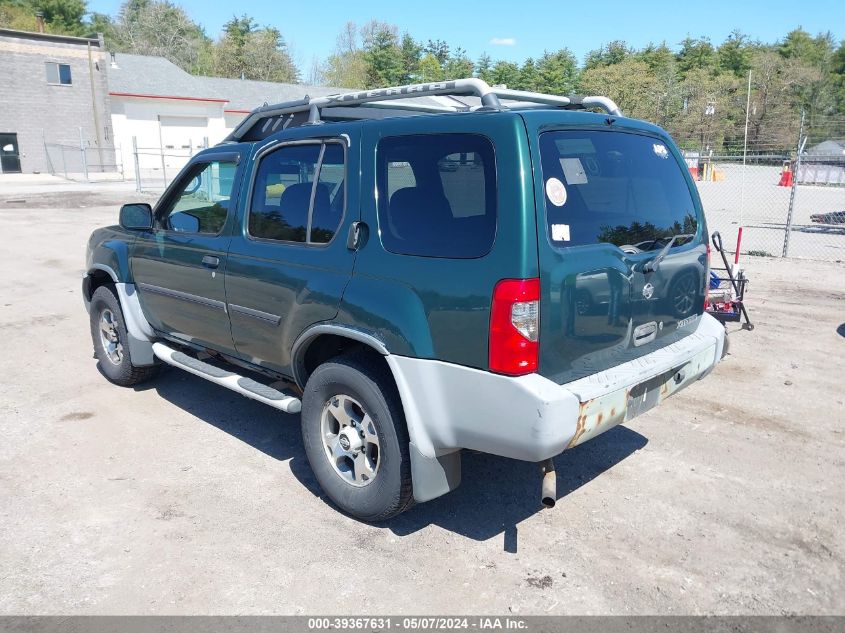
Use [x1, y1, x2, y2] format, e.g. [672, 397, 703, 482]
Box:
[643, 233, 694, 273]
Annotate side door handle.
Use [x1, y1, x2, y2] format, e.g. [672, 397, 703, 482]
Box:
[201, 255, 220, 269]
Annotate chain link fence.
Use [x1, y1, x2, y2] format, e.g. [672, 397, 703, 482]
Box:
[44, 129, 124, 182]
[131, 136, 209, 194]
[680, 112, 845, 263]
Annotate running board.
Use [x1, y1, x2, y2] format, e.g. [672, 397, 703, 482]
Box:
[151, 342, 302, 414]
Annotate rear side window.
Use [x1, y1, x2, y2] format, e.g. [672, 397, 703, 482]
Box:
[539, 131, 698, 250]
[377, 133, 496, 258]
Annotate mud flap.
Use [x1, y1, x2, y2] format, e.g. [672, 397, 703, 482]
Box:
[409, 442, 461, 503]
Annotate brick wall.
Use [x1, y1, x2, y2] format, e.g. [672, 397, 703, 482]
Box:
[0, 32, 113, 175]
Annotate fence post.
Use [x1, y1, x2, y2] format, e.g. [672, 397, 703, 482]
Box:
[61, 145, 67, 180]
[132, 136, 141, 193]
[782, 110, 805, 258]
[42, 130, 54, 176]
[78, 127, 89, 181]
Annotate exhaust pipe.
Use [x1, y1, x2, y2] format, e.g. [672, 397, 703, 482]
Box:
[540, 458, 556, 508]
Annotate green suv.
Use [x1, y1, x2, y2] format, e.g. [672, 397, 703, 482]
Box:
[83, 79, 725, 521]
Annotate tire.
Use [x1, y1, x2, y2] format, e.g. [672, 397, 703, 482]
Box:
[89, 284, 160, 387]
[301, 352, 413, 521]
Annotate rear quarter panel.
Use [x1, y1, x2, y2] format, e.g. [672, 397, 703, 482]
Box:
[340, 111, 537, 369]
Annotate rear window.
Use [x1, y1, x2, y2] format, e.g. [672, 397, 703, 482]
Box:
[539, 131, 698, 250]
[377, 133, 496, 258]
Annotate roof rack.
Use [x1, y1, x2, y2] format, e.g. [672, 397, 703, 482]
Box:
[226, 78, 622, 142]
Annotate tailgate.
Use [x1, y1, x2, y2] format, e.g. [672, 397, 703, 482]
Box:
[531, 126, 708, 385]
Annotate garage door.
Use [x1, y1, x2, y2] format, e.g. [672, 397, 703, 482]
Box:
[159, 116, 208, 169]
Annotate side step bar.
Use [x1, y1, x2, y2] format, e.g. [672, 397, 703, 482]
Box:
[152, 342, 302, 414]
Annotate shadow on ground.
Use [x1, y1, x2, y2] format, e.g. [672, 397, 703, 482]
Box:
[146, 368, 648, 547]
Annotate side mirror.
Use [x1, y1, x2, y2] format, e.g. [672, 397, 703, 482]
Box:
[119, 203, 153, 230]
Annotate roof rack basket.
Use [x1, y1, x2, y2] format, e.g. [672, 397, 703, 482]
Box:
[227, 77, 622, 142]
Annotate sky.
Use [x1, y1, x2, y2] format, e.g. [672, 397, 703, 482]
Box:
[87, 0, 844, 73]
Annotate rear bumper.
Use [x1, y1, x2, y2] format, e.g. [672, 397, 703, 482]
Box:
[388, 313, 725, 463]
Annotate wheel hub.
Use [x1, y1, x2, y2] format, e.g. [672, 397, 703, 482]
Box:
[320, 394, 380, 487]
[98, 308, 123, 365]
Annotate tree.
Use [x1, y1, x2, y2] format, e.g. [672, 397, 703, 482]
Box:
[579, 58, 660, 121]
[475, 52, 493, 83]
[213, 15, 298, 82]
[0, 0, 88, 35]
[584, 40, 630, 70]
[536, 49, 578, 94]
[517, 58, 539, 91]
[362, 21, 403, 88]
[677, 36, 716, 74]
[444, 47, 473, 79]
[744, 50, 806, 147]
[673, 68, 740, 149]
[320, 21, 367, 88]
[489, 60, 520, 88]
[110, 0, 212, 74]
[417, 53, 443, 82]
[399, 32, 421, 83]
[717, 30, 752, 77]
[424, 39, 450, 65]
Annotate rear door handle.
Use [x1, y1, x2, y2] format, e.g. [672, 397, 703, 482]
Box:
[201, 255, 220, 269]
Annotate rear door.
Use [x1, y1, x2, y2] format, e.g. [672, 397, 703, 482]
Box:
[224, 126, 359, 374]
[530, 122, 707, 385]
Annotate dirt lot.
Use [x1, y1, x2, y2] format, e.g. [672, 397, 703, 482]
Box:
[0, 184, 843, 615]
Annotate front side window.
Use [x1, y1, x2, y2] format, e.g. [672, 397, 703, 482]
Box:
[248, 142, 345, 244]
[539, 131, 698, 251]
[45, 62, 72, 85]
[377, 134, 496, 258]
[159, 160, 237, 234]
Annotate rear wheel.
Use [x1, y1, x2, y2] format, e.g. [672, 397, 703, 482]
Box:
[89, 285, 160, 386]
[301, 352, 413, 521]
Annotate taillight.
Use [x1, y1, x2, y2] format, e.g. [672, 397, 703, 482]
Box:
[489, 278, 540, 376]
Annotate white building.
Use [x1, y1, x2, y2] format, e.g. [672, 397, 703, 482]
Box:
[107, 53, 341, 179]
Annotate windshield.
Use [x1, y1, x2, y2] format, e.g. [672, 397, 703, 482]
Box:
[539, 130, 698, 250]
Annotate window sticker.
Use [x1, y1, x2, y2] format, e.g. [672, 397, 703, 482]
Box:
[545, 177, 567, 207]
[560, 158, 588, 184]
[551, 223, 571, 242]
[653, 143, 669, 159]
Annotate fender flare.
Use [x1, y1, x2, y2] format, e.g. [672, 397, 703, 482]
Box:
[291, 323, 460, 502]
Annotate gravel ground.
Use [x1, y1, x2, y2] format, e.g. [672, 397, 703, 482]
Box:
[0, 187, 843, 615]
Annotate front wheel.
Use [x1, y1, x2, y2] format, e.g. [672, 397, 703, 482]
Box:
[301, 352, 413, 521]
[89, 285, 160, 386]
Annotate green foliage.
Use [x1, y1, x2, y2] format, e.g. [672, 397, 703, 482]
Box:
[362, 21, 403, 88]
[536, 49, 578, 94]
[0, 0, 91, 35]
[213, 14, 298, 82]
[475, 52, 493, 83]
[109, 0, 212, 75]
[717, 30, 752, 77]
[443, 48, 473, 80]
[677, 36, 717, 74]
[584, 40, 631, 70]
[489, 60, 520, 88]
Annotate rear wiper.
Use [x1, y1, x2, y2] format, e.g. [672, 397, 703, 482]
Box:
[643, 234, 694, 273]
